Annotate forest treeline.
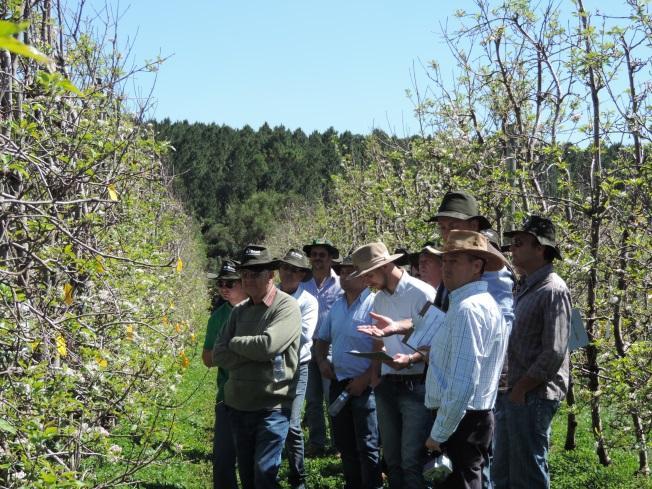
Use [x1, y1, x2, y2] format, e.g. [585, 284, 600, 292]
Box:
[154, 119, 369, 263]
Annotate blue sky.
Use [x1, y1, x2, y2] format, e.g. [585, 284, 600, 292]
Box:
[101, 1, 645, 139]
[103, 1, 476, 135]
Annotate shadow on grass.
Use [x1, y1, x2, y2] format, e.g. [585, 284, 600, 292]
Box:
[182, 448, 212, 463]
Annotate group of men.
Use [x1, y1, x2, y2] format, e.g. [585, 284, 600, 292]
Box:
[202, 190, 572, 489]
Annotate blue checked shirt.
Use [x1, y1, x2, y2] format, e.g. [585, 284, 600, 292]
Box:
[316, 288, 377, 380]
[425, 280, 508, 443]
[303, 268, 342, 339]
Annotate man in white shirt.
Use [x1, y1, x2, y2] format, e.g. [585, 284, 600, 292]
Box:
[277, 249, 318, 489]
[351, 242, 437, 489]
[424, 230, 509, 489]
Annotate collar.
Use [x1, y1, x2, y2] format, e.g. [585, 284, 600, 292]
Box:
[386, 268, 407, 296]
[262, 284, 278, 307]
[523, 263, 554, 289]
[312, 268, 338, 289]
[348, 287, 371, 308]
[448, 280, 488, 305]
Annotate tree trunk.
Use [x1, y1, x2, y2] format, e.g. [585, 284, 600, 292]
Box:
[564, 372, 577, 450]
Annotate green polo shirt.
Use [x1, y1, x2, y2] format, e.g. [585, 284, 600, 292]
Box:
[204, 303, 232, 402]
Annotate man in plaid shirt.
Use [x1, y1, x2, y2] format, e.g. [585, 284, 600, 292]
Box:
[493, 216, 571, 489]
[424, 230, 510, 489]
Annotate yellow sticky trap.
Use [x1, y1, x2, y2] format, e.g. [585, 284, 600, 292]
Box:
[107, 184, 119, 201]
[96, 356, 108, 368]
[56, 335, 67, 357]
[176, 258, 183, 273]
[174, 323, 182, 333]
[126, 324, 134, 341]
[63, 283, 74, 305]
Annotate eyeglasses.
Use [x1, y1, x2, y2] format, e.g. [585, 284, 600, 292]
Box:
[280, 264, 304, 274]
[240, 270, 268, 279]
[217, 280, 236, 288]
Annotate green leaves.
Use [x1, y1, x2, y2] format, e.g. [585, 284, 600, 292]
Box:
[0, 20, 54, 68]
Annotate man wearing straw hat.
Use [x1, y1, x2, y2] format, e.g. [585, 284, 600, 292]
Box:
[276, 248, 318, 489]
[424, 230, 510, 489]
[351, 242, 437, 489]
[213, 244, 301, 489]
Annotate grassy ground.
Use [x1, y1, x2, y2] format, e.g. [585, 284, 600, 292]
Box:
[122, 347, 650, 489]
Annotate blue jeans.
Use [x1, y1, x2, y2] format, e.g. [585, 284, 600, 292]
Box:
[228, 407, 290, 489]
[286, 362, 309, 488]
[305, 359, 331, 448]
[492, 392, 560, 489]
[375, 377, 433, 489]
[213, 402, 238, 489]
[329, 379, 383, 489]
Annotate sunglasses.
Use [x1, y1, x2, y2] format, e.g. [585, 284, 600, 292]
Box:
[310, 251, 329, 259]
[217, 280, 236, 288]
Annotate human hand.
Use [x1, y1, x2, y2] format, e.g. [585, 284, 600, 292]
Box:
[425, 437, 441, 453]
[318, 359, 336, 380]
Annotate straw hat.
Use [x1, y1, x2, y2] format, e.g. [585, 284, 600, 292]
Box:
[350, 242, 404, 278]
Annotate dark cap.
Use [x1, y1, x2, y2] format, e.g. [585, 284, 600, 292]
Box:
[503, 215, 562, 259]
[238, 244, 278, 269]
[276, 248, 311, 271]
[303, 238, 340, 259]
[426, 190, 492, 230]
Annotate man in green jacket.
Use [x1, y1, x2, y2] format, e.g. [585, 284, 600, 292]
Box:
[203, 258, 247, 489]
[213, 244, 302, 489]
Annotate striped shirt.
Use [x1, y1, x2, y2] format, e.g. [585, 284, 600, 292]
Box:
[508, 264, 571, 401]
[425, 280, 508, 443]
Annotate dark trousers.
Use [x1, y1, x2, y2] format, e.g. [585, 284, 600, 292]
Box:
[437, 410, 494, 489]
[329, 379, 383, 489]
[213, 402, 238, 489]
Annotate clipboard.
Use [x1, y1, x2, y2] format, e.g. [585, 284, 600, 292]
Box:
[346, 350, 393, 362]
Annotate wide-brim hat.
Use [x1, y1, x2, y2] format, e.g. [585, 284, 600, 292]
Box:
[439, 230, 508, 272]
[275, 248, 311, 271]
[238, 244, 278, 269]
[503, 215, 562, 259]
[426, 190, 492, 230]
[350, 242, 404, 278]
[303, 238, 340, 259]
[217, 258, 241, 279]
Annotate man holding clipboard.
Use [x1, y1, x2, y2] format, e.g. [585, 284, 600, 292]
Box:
[351, 242, 438, 489]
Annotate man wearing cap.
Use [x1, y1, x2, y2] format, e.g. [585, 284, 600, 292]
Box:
[276, 249, 318, 489]
[302, 238, 343, 455]
[204, 259, 248, 489]
[213, 245, 301, 489]
[314, 255, 383, 489]
[493, 216, 571, 489]
[418, 243, 443, 291]
[352, 241, 437, 489]
[424, 230, 510, 489]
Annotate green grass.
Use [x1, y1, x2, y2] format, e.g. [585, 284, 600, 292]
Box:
[105, 348, 650, 489]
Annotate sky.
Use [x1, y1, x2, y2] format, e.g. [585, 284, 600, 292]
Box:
[87, 1, 646, 139]
[92, 1, 477, 136]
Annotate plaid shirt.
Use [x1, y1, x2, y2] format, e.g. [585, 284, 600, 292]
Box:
[425, 280, 508, 443]
[507, 263, 571, 400]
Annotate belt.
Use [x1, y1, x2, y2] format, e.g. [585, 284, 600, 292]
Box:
[383, 374, 423, 384]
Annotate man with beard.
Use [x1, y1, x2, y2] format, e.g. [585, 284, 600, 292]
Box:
[352, 242, 436, 489]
